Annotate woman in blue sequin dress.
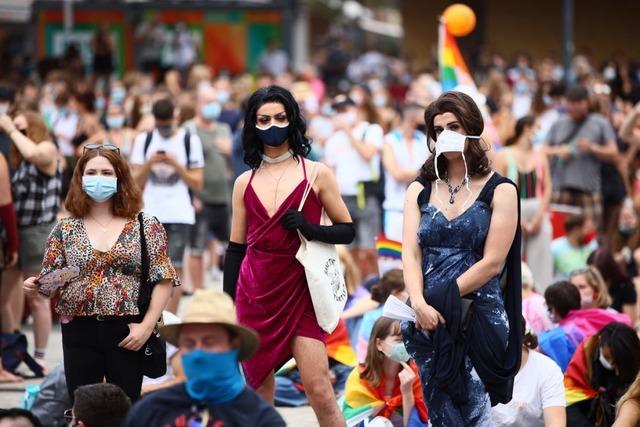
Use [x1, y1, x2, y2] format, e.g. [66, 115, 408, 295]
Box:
[401, 92, 520, 426]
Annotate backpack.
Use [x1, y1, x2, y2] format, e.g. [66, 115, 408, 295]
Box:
[143, 129, 192, 169]
[1, 331, 44, 377]
[30, 364, 71, 427]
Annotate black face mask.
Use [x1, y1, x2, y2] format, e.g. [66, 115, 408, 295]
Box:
[256, 123, 289, 147]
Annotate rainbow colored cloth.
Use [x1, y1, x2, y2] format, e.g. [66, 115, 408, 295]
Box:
[564, 336, 599, 405]
[343, 362, 429, 422]
[438, 20, 477, 92]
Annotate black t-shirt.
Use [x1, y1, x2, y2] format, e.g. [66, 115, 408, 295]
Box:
[610, 280, 637, 312]
[123, 384, 286, 427]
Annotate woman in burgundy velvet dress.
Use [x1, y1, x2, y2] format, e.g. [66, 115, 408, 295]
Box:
[223, 86, 355, 425]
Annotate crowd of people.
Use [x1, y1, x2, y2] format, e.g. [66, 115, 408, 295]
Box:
[1, 26, 640, 426]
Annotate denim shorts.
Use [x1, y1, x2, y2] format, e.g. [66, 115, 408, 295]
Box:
[161, 223, 191, 268]
[188, 204, 230, 256]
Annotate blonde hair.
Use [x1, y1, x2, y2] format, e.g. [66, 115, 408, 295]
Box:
[521, 262, 534, 289]
[337, 246, 362, 296]
[617, 373, 640, 416]
[570, 266, 612, 309]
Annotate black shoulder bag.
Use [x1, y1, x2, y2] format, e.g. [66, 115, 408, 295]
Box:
[137, 212, 167, 379]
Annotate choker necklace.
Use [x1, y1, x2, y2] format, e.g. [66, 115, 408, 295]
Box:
[261, 150, 293, 164]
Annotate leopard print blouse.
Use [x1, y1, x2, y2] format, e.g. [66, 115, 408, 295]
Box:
[40, 213, 179, 316]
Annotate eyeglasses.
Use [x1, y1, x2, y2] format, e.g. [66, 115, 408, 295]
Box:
[83, 143, 120, 155]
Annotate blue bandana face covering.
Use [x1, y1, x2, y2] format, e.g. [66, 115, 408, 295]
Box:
[181, 349, 245, 404]
[82, 176, 117, 202]
[255, 123, 289, 147]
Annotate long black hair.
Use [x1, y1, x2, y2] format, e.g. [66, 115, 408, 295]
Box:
[595, 322, 640, 393]
[242, 85, 311, 169]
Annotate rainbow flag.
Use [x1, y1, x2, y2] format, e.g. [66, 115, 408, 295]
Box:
[439, 20, 476, 92]
[564, 338, 598, 405]
[376, 237, 402, 260]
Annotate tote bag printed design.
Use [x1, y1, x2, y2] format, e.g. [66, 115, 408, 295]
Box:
[296, 165, 347, 333]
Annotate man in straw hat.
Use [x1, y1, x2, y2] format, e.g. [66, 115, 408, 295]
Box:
[123, 290, 285, 426]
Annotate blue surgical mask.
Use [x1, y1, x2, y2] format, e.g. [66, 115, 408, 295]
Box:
[106, 116, 125, 129]
[255, 123, 289, 147]
[111, 87, 126, 105]
[217, 90, 230, 105]
[95, 97, 106, 111]
[531, 130, 545, 146]
[82, 176, 117, 202]
[385, 342, 411, 363]
[201, 102, 221, 120]
[181, 349, 245, 404]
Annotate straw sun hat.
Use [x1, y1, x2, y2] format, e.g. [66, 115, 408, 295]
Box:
[159, 290, 259, 361]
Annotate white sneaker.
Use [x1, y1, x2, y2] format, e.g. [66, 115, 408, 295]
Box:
[208, 267, 223, 280]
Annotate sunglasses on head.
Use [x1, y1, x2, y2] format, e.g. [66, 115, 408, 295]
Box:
[83, 143, 120, 155]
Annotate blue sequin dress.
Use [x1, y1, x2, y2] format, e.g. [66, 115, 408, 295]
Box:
[402, 173, 510, 427]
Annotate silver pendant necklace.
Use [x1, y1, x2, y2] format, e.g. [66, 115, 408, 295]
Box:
[444, 176, 468, 204]
[261, 150, 293, 164]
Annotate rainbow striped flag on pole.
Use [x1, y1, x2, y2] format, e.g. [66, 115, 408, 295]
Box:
[439, 19, 477, 92]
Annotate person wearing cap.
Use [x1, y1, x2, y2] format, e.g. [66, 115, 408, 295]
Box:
[544, 84, 618, 231]
[123, 290, 286, 427]
[324, 91, 385, 277]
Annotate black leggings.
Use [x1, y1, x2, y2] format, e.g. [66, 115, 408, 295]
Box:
[62, 316, 143, 403]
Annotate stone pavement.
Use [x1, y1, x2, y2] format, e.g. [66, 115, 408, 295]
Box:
[0, 289, 320, 426]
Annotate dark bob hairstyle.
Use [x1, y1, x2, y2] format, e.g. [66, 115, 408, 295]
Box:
[420, 91, 491, 181]
[242, 85, 311, 169]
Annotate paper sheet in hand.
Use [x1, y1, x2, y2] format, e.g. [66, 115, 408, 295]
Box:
[37, 266, 80, 297]
[382, 295, 416, 322]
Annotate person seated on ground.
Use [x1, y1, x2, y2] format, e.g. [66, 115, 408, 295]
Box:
[522, 262, 553, 335]
[343, 317, 429, 427]
[141, 311, 185, 395]
[492, 318, 566, 427]
[539, 281, 631, 371]
[0, 408, 42, 427]
[588, 247, 638, 324]
[275, 318, 357, 407]
[569, 266, 613, 310]
[551, 214, 597, 281]
[67, 383, 131, 427]
[565, 322, 640, 427]
[356, 269, 408, 362]
[123, 290, 285, 427]
[613, 372, 640, 427]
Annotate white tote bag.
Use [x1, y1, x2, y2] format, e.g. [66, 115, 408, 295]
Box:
[296, 165, 348, 333]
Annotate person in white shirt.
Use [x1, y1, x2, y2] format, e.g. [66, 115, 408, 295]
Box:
[324, 93, 384, 277]
[492, 320, 566, 427]
[131, 97, 204, 313]
[381, 103, 429, 242]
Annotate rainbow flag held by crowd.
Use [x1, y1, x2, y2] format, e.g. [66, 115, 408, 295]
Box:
[439, 20, 477, 92]
[376, 237, 402, 260]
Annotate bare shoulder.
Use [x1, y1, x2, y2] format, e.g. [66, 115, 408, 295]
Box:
[233, 170, 253, 192]
[493, 180, 518, 206]
[405, 180, 425, 204]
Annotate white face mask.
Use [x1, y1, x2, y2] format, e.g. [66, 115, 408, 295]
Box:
[599, 350, 614, 371]
[430, 129, 480, 214]
[581, 294, 594, 305]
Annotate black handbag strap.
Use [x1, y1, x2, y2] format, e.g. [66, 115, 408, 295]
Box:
[137, 212, 151, 313]
[556, 115, 589, 147]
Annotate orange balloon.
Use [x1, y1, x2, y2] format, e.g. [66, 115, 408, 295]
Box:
[443, 3, 477, 37]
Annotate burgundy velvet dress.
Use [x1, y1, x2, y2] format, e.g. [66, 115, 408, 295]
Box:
[236, 158, 325, 389]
